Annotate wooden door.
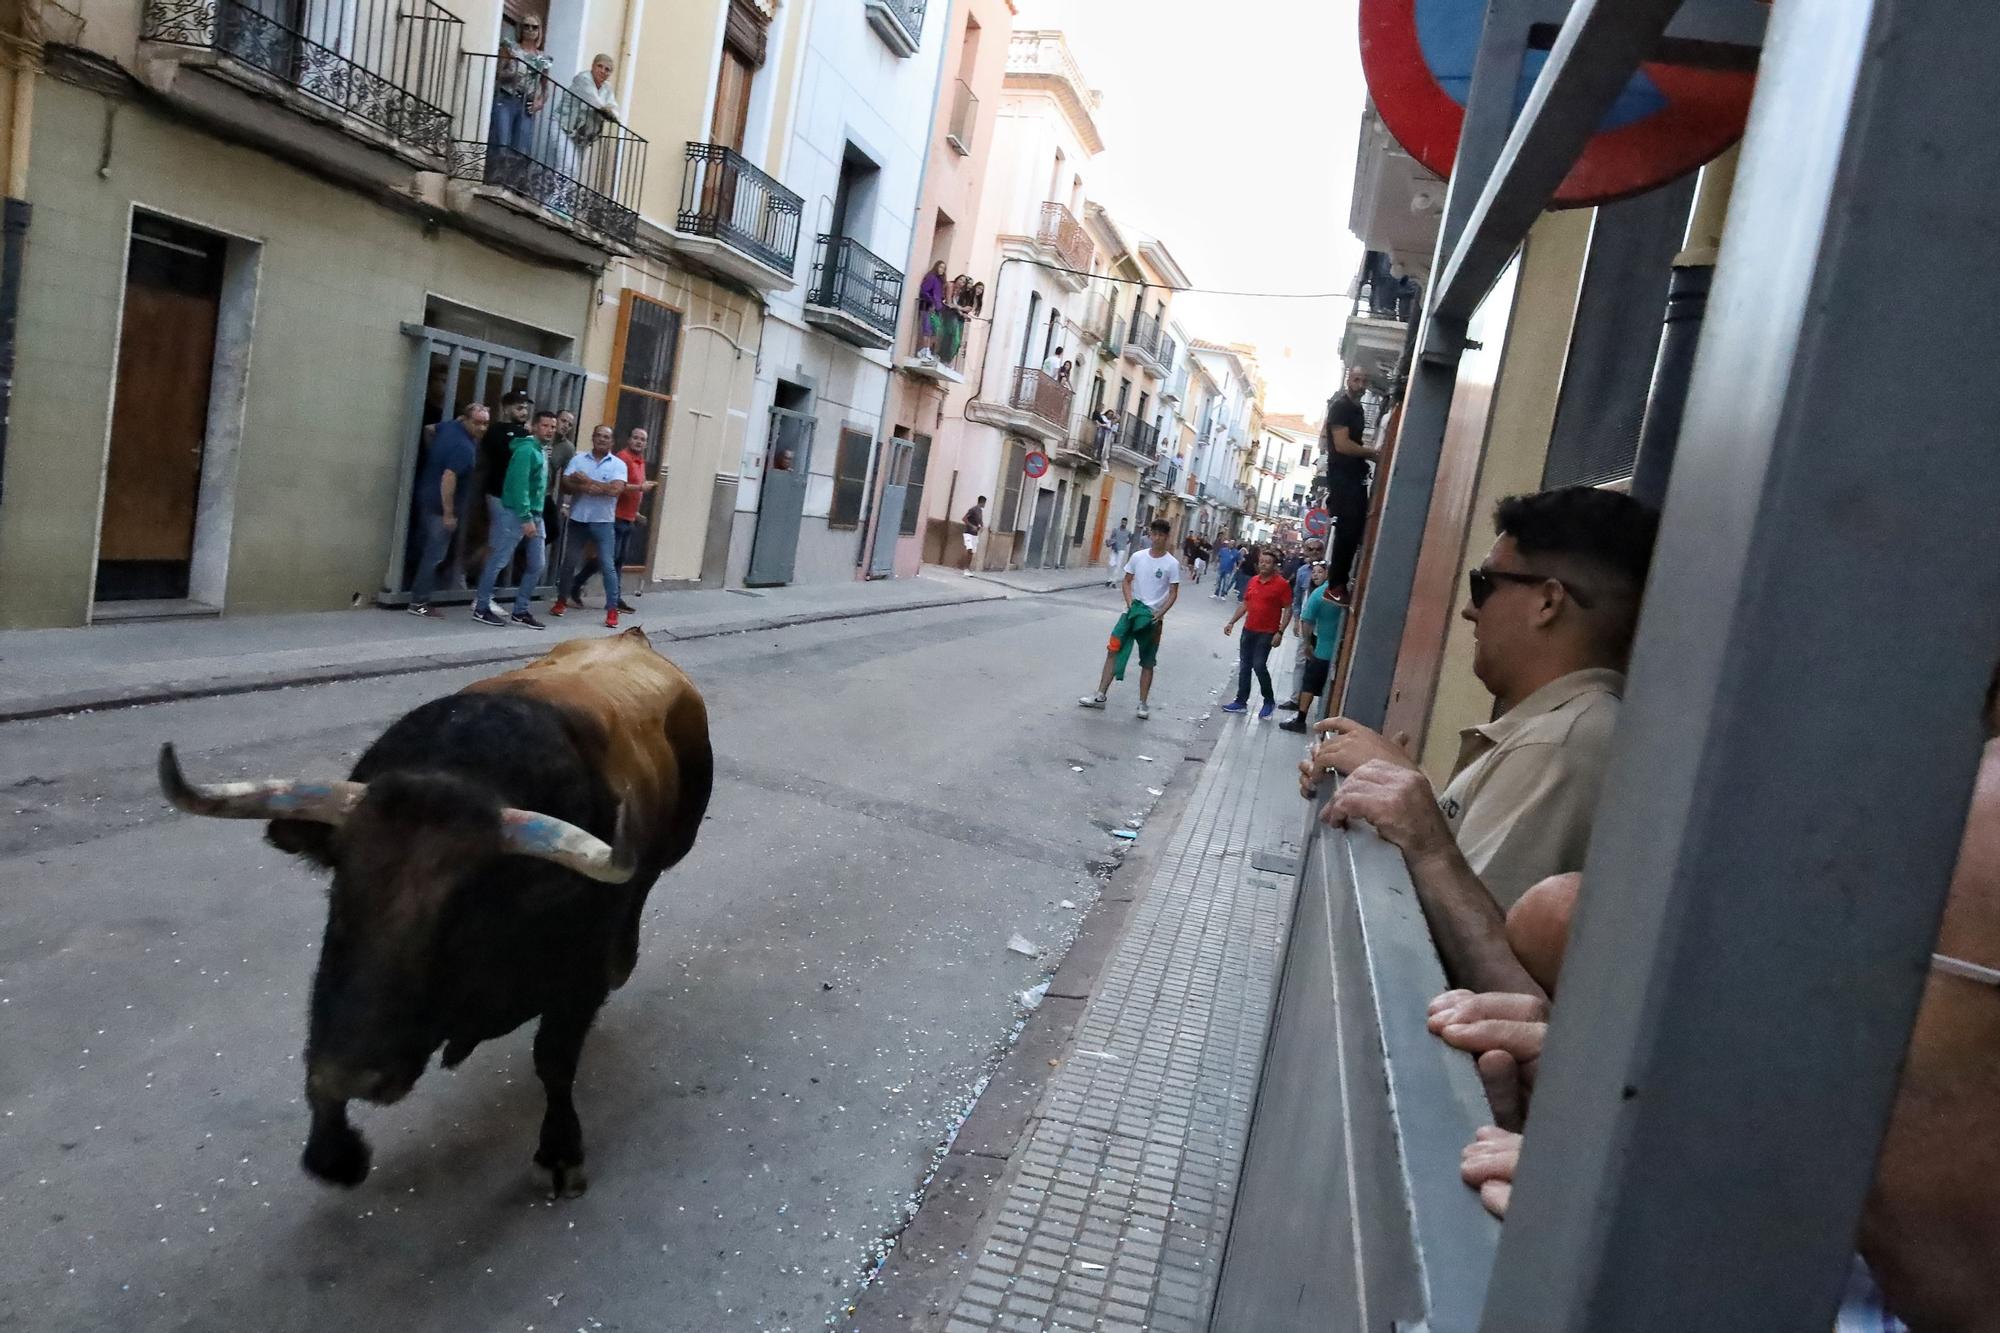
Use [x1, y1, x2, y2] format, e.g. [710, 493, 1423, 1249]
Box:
[712, 47, 753, 152]
[1089, 488, 1110, 561]
[96, 220, 226, 602]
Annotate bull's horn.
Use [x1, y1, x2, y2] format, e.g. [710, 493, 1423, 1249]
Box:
[496, 803, 637, 884]
[156, 743, 366, 825]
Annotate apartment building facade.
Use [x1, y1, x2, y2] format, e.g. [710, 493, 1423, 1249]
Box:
[727, 0, 949, 589]
[875, 0, 1016, 579]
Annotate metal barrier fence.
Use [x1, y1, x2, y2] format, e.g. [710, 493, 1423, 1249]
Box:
[449, 52, 646, 243]
[142, 0, 463, 156]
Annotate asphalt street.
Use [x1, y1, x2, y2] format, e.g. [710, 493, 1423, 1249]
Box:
[0, 576, 1258, 1332]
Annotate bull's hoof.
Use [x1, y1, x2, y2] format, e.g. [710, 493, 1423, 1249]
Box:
[302, 1123, 372, 1187]
[534, 1154, 589, 1200]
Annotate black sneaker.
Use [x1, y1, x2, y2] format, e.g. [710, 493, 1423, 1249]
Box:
[511, 611, 547, 631]
[472, 607, 508, 628]
[407, 602, 439, 618]
[1279, 716, 1310, 734]
[616, 600, 637, 614]
[1278, 699, 1300, 712]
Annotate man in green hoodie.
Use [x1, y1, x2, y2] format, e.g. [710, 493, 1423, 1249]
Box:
[472, 409, 554, 629]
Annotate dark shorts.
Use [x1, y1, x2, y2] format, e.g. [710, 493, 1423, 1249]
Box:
[1302, 653, 1332, 697]
[1132, 620, 1164, 670]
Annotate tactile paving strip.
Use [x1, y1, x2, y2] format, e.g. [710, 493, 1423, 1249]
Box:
[943, 722, 1302, 1332]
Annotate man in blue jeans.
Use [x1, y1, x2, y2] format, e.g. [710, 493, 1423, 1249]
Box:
[408, 402, 488, 617]
[549, 424, 633, 629]
[472, 409, 554, 629]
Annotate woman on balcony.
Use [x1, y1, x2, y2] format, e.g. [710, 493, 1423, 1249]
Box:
[489, 19, 553, 184]
[916, 261, 948, 362]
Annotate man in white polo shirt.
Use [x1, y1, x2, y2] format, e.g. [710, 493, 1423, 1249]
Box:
[549, 424, 634, 629]
[1079, 518, 1182, 721]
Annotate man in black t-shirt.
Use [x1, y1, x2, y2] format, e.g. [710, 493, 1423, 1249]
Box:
[1322, 365, 1380, 595]
[960, 496, 986, 574]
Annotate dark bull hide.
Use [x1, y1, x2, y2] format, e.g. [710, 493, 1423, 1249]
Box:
[158, 631, 712, 1199]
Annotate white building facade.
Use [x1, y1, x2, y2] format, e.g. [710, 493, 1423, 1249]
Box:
[728, 0, 951, 587]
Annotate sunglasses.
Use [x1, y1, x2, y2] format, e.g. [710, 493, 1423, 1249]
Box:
[520, 22, 540, 30]
[1467, 567, 1595, 610]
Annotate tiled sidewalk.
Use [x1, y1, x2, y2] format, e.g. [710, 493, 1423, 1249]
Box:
[939, 716, 1305, 1332]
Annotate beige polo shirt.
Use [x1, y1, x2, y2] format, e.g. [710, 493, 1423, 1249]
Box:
[1436, 667, 1625, 910]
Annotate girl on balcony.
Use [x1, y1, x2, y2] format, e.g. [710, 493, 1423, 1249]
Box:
[916, 262, 948, 362]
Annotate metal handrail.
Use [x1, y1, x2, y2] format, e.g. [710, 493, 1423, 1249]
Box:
[677, 141, 803, 273]
[808, 234, 905, 340]
[946, 78, 978, 155]
[142, 0, 464, 156]
[1010, 366, 1074, 430]
[449, 53, 647, 243]
[1121, 413, 1161, 458]
[872, 0, 927, 48]
[1036, 200, 1094, 272]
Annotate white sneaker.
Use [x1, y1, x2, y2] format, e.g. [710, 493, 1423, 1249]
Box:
[1078, 694, 1107, 710]
[1136, 702, 1151, 720]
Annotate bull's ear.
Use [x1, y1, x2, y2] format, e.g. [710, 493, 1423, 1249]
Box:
[267, 817, 337, 870]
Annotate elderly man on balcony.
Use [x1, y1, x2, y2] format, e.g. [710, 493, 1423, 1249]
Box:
[1301, 487, 1660, 997]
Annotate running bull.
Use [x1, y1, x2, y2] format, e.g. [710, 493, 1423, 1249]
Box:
[157, 628, 711, 1197]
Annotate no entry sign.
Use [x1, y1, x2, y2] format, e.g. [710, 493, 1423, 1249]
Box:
[1024, 451, 1050, 479]
[1360, 0, 1756, 206]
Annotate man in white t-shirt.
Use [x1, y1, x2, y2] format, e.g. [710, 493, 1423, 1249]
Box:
[1079, 519, 1182, 720]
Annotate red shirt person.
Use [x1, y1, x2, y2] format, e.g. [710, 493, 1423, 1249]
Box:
[1221, 546, 1292, 716]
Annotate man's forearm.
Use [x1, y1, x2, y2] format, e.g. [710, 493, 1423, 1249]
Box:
[1404, 844, 1546, 998]
[439, 474, 457, 515]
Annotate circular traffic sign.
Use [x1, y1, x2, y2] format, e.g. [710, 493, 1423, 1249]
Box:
[1304, 508, 1331, 539]
[1024, 451, 1050, 479]
[1360, 0, 1756, 206]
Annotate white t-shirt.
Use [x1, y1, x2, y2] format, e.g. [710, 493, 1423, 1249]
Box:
[1123, 549, 1183, 612]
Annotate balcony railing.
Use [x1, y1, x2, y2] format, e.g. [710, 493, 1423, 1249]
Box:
[809, 234, 905, 342]
[908, 305, 969, 377]
[1036, 201, 1093, 273]
[1156, 333, 1177, 377]
[677, 141, 803, 275]
[1128, 310, 1167, 366]
[450, 53, 646, 243]
[945, 78, 978, 155]
[1077, 289, 1112, 345]
[1010, 367, 1075, 432]
[142, 0, 464, 157]
[864, 0, 927, 56]
[1122, 413, 1162, 459]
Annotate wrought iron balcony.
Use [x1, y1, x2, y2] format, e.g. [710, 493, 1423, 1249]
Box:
[675, 141, 803, 282]
[945, 78, 978, 155]
[141, 0, 464, 157]
[1076, 289, 1112, 346]
[450, 52, 647, 244]
[1122, 413, 1162, 460]
[806, 234, 905, 349]
[864, 0, 927, 57]
[1036, 201, 1094, 274]
[900, 305, 968, 384]
[1125, 310, 1170, 375]
[1010, 367, 1075, 433]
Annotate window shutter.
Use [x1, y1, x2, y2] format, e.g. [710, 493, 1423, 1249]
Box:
[725, 0, 768, 68]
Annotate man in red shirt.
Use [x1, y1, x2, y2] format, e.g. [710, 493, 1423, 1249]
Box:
[1220, 546, 1292, 719]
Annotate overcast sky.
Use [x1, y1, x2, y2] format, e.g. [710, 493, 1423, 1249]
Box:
[1011, 0, 1370, 416]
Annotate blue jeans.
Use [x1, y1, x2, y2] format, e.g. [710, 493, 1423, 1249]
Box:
[1212, 562, 1235, 596]
[476, 495, 545, 616]
[560, 518, 620, 609]
[1233, 630, 1276, 705]
[410, 509, 454, 604]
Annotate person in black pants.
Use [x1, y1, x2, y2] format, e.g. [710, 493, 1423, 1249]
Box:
[1323, 366, 1380, 595]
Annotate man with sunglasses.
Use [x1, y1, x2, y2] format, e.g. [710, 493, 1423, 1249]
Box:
[1301, 487, 1659, 981]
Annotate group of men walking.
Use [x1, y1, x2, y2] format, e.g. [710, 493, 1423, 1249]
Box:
[409, 390, 656, 629]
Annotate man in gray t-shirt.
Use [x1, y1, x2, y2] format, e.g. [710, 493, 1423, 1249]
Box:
[1103, 519, 1131, 586]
